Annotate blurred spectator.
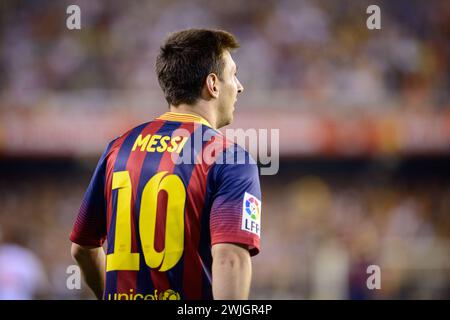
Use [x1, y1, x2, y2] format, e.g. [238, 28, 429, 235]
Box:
[0, 227, 49, 299]
[0, 0, 448, 109]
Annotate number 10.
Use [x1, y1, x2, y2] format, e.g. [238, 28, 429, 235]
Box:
[106, 171, 186, 272]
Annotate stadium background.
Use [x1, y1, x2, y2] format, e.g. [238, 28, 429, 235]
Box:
[0, 0, 449, 299]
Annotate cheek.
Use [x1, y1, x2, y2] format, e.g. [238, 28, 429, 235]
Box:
[228, 80, 237, 95]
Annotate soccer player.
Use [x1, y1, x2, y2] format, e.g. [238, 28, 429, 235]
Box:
[70, 29, 261, 300]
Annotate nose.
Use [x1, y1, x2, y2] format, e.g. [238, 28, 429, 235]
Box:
[237, 78, 244, 94]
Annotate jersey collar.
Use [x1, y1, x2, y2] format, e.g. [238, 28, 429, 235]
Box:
[157, 111, 213, 128]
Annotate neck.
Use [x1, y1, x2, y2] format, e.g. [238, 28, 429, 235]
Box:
[169, 101, 218, 129]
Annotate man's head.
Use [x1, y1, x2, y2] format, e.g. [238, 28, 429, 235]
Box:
[156, 29, 244, 128]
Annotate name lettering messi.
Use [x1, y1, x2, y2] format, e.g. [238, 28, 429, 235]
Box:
[132, 134, 189, 154]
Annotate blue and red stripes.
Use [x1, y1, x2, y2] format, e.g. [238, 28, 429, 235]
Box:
[101, 119, 233, 299]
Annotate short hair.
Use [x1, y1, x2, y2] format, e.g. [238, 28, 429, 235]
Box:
[156, 28, 239, 106]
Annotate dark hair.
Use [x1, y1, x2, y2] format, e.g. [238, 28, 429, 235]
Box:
[156, 29, 239, 106]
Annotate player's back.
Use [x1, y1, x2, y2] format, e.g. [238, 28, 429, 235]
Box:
[71, 112, 261, 300]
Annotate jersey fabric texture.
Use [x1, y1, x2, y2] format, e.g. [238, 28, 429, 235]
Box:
[70, 112, 262, 300]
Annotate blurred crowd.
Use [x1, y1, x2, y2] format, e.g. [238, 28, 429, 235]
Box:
[0, 0, 448, 110]
[0, 0, 449, 300]
[256, 160, 450, 299]
[0, 159, 448, 299]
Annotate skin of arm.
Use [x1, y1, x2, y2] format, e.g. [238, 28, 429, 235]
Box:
[70, 243, 106, 300]
[212, 243, 252, 300]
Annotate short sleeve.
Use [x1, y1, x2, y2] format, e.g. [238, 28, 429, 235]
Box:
[70, 141, 114, 247]
[209, 145, 262, 256]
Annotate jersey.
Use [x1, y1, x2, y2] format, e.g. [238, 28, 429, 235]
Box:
[70, 111, 262, 300]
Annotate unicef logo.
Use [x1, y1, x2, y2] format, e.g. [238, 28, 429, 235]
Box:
[245, 196, 260, 220]
[158, 289, 181, 300]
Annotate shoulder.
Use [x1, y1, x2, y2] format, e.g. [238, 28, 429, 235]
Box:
[208, 139, 259, 184]
[201, 127, 256, 163]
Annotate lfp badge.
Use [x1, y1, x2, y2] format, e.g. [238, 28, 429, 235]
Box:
[241, 192, 261, 236]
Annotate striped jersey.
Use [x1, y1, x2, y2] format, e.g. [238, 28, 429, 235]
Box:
[70, 111, 262, 300]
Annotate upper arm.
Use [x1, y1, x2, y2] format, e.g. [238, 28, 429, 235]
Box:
[71, 243, 102, 260]
[209, 146, 262, 256]
[211, 243, 252, 299]
[70, 141, 115, 247]
[212, 243, 251, 263]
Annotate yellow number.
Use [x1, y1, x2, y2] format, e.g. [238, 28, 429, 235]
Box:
[140, 171, 185, 272]
[106, 171, 186, 272]
[106, 171, 139, 271]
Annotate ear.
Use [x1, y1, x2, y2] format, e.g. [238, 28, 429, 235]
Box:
[205, 73, 220, 99]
